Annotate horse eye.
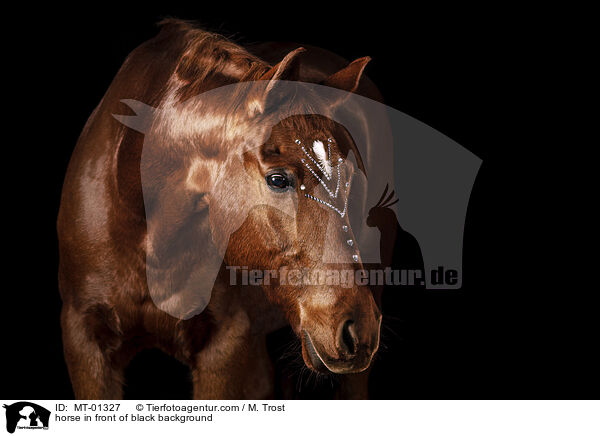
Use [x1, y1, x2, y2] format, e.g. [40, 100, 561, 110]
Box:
[266, 173, 291, 191]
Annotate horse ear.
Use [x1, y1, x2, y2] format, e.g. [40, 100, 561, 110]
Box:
[251, 47, 305, 115]
[260, 47, 305, 85]
[112, 99, 158, 133]
[321, 56, 371, 94]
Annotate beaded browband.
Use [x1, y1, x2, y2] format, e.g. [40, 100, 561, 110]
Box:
[296, 137, 358, 262]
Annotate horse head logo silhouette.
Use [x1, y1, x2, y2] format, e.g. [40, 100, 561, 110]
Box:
[3, 402, 50, 433]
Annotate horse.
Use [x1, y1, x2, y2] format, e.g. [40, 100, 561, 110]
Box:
[57, 18, 382, 399]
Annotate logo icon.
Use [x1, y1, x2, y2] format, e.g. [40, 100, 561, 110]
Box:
[2, 402, 50, 433]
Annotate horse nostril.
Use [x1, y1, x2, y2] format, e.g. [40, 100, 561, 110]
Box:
[338, 319, 358, 356]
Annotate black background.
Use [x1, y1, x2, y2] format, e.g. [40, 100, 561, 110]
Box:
[4, 4, 590, 399]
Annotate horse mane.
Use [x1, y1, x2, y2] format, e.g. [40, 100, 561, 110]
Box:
[157, 19, 332, 124]
[109, 19, 360, 213]
[149, 19, 339, 155]
[157, 18, 270, 102]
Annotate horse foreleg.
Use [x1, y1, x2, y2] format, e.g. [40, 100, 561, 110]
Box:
[191, 321, 274, 399]
[61, 304, 124, 399]
[336, 367, 371, 399]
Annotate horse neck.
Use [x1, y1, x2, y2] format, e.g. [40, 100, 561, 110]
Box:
[211, 268, 288, 334]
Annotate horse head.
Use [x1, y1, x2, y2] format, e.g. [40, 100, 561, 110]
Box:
[113, 48, 381, 374]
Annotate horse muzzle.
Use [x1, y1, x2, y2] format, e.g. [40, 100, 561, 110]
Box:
[300, 310, 382, 374]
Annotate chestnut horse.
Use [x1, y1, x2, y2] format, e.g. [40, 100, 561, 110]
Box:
[58, 19, 381, 399]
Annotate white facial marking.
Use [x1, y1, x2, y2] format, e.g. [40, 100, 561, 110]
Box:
[312, 140, 332, 178]
[297, 138, 360, 262]
[300, 289, 338, 314]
